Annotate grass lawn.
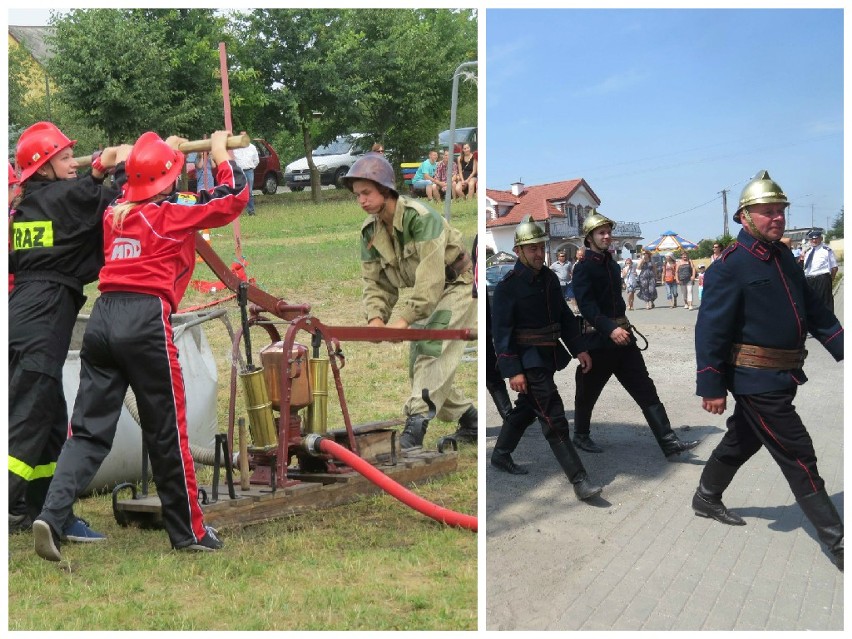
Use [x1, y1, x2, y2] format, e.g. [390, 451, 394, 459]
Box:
[7, 188, 479, 631]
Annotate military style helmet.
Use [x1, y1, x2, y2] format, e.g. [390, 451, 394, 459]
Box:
[341, 152, 398, 197]
[513, 214, 549, 247]
[734, 170, 788, 223]
[16, 121, 76, 183]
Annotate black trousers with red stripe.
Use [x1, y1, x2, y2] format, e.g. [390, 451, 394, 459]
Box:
[40, 292, 208, 548]
[710, 388, 825, 499]
[509, 367, 573, 447]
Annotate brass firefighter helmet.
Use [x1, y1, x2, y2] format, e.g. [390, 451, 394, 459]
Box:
[734, 170, 788, 223]
[514, 215, 549, 247]
[582, 210, 616, 238]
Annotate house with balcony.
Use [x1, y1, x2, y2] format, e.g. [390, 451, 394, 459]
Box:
[485, 179, 643, 264]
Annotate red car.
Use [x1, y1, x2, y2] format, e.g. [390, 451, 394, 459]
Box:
[188, 138, 282, 195]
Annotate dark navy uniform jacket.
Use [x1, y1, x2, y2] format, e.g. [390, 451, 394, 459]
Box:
[695, 228, 843, 398]
[572, 249, 630, 351]
[492, 259, 587, 378]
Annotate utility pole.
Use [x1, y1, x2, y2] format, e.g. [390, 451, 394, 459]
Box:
[720, 189, 729, 237]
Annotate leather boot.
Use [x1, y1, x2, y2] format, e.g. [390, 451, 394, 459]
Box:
[572, 433, 603, 453]
[487, 383, 513, 421]
[797, 489, 844, 571]
[548, 438, 602, 501]
[692, 455, 745, 526]
[400, 414, 430, 450]
[491, 412, 530, 475]
[453, 406, 478, 443]
[643, 403, 700, 459]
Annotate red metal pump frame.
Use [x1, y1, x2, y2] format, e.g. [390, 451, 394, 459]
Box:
[199, 233, 475, 487]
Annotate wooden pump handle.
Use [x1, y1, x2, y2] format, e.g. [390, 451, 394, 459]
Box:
[74, 133, 251, 167]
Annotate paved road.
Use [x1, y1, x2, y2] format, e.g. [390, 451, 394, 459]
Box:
[485, 283, 844, 631]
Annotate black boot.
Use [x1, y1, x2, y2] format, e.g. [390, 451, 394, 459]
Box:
[797, 489, 844, 571]
[491, 412, 531, 475]
[548, 438, 602, 501]
[643, 403, 700, 459]
[400, 414, 430, 450]
[487, 383, 513, 421]
[692, 455, 745, 526]
[572, 433, 603, 453]
[453, 406, 478, 443]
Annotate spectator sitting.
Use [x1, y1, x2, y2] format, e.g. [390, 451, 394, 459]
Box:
[453, 143, 478, 200]
[427, 148, 456, 203]
[411, 150, 438, 197]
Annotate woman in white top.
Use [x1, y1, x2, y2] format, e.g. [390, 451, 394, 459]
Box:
[621, 257, 638, 311]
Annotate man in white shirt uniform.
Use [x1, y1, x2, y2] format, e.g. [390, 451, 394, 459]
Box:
[801, 229, 838, 312]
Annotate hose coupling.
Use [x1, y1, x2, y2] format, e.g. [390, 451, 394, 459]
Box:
[303, 433, 325, 456]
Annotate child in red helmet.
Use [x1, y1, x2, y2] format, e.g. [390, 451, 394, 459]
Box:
[9, 122, 130, 541]
[34, 130, 249, 561]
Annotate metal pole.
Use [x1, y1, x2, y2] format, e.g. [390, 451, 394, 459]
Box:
[444, 61, 478, 221]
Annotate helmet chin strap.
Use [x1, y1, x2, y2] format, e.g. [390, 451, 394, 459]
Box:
[740, 208, 771, 243]
[515, 246, 538, 270]
[587, 234, 607, 253]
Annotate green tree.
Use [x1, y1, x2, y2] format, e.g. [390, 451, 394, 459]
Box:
[692, 233, 734, 258]
[349, 9, 478, 163]
[231, 9, 364, 202]
[825, 208, 843, 242]
[45, 9, 226, 144]
[231, 8, 477, 201]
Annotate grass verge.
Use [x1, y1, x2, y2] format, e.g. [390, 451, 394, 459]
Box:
[8, 189, 479, 631]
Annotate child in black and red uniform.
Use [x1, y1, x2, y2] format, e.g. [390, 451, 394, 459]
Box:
[9, 122, 130, 541]
[34, 130, 249, 561]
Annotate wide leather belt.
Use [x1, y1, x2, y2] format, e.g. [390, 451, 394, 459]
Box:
[583, 316, 630, 334]
[515, 322, 561, 346]
[729, 343, 807, 369]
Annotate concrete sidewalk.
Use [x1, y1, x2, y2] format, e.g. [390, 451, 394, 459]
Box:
[485, 285, 844, 631]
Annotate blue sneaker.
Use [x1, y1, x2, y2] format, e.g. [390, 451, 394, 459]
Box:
[61, 517, 106, 543]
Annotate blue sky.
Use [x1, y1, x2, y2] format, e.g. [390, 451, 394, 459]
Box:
[486, 8, 844, 246]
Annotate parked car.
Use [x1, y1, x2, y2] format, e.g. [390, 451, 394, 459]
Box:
[284, 133, 369, 191]
[253, 138, 284, 195]
[438, 126, 477, 157]
[485, 262, 514, 299]
[188, 138, 282, 195]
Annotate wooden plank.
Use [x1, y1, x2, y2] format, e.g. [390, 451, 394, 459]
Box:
[114, 451, 459, 530]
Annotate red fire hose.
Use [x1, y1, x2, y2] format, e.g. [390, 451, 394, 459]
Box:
[305, 435, 477, 532]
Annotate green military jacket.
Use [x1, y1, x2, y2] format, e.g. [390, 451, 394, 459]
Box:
[360, 196, 469, 325]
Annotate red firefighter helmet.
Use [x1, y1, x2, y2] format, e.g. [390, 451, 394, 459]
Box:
[123, 132, 185, 202]
[8, 162, 20, 187]
[15, 122, 76, 183]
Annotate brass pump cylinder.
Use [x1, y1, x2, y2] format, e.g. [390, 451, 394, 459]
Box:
[240, 367, 278, 449]
[306, 353, 330, 434]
